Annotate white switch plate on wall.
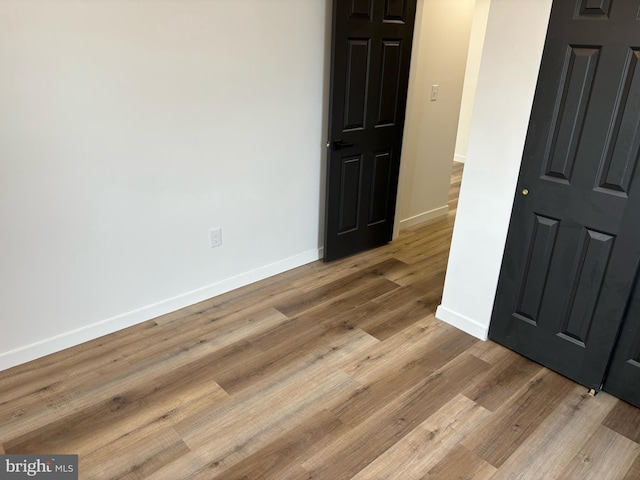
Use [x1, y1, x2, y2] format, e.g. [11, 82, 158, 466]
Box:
[431, 84, 439, 101]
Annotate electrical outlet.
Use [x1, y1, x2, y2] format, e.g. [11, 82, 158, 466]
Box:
[209, 227, 222, 248]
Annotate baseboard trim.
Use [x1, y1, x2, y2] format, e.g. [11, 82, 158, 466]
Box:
[399, 205, 448, 229]
[435, 305, 489, 340]
[0, 248, 322, 372]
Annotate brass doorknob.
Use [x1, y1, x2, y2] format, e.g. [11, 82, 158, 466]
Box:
[522, 188, 529, 196]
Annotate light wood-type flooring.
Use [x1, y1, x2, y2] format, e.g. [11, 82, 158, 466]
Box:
[2, 162, 640, 479]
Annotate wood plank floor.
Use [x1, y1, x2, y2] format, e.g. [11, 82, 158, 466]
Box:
[2, 162, 640, 479]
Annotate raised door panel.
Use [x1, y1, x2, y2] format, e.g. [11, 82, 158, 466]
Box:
[558, 229, 614, 347]
[338, 155, 363, 234]
[543, 46, 600, 183]
[368, 151, 393, 225]
[384, 0, 407, 23]
[376, 41, 402, 127]
[350, 0, 373, 20]
[597, 49, 640, 195]
[514, 215, 560, 325]
[577, 0, 612, 17]
[343, 40, 371, 131]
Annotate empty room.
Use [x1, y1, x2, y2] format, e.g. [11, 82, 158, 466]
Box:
[1, 1, 639, 479]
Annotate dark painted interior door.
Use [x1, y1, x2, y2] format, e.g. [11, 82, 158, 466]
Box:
[489, 0, 640, 391]
[604, 270, 640, 407]
[323, 0, 417, 262]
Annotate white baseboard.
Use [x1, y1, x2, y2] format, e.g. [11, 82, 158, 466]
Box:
[454, 155, 466, 163]
[399, 205, 448, 229]
[435, 305, 489, 340]
[0, 248, 322, 372]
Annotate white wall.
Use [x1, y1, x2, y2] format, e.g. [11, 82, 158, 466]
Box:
[454, 0, 491, 164]
[396, 0, 476, 231]
[0, 0, 328, 370]
[436, 0, 553, 339]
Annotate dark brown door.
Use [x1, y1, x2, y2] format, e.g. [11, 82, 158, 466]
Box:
[604, 270, 640, 407]
[489, 0, 640, 390]
[323, 0, 417, 262]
